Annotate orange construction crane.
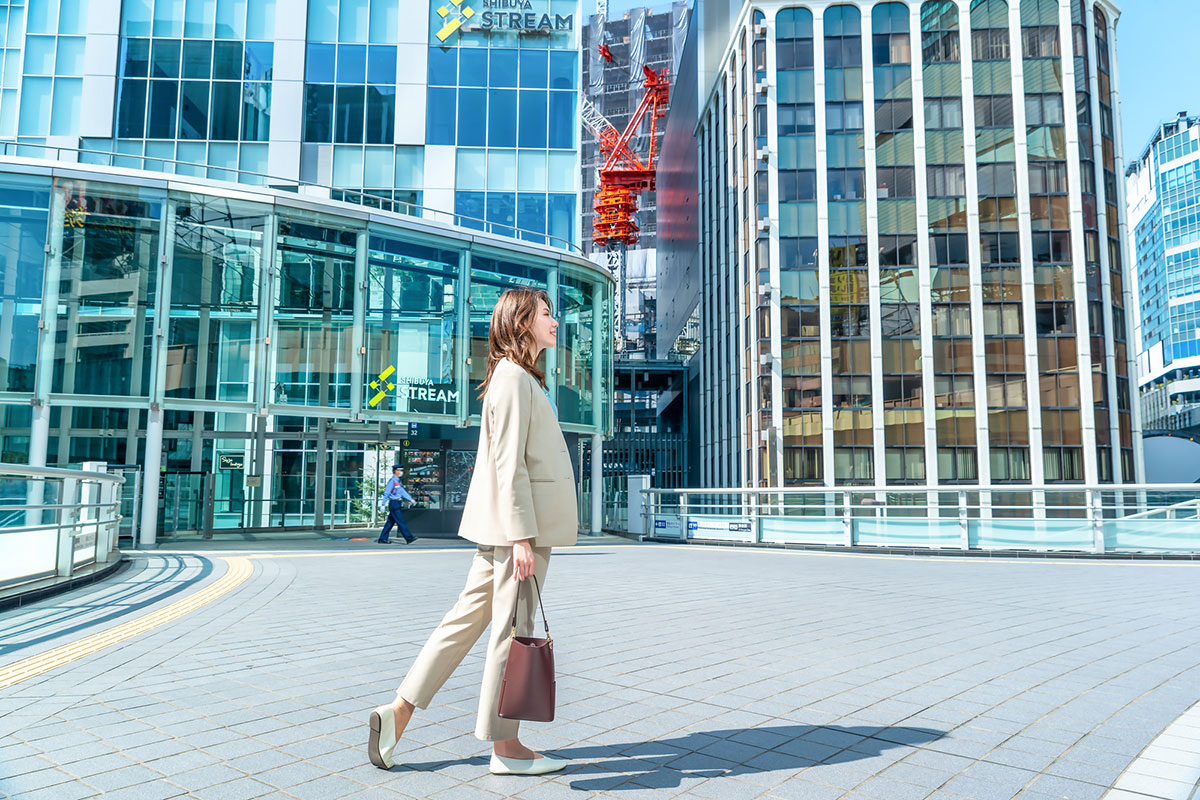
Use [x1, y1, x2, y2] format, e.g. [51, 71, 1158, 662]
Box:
[590, 64, 670, 249]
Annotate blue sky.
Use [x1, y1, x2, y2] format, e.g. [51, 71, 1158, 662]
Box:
[579, 0, 1199, 166]
[1115, 0, 1200, 161]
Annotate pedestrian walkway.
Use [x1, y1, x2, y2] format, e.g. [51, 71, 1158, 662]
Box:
[0, 541, 1198, 800]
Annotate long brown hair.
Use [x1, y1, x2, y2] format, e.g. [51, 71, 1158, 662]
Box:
[477, 287, 553, 398]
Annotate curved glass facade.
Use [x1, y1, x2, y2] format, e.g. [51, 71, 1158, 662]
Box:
[0, 159, 612, 536]
[689, 0, 1139, 489]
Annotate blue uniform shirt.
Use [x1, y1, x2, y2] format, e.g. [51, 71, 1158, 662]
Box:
[542, 385, 556, 417]
[384, 476, 414, 504]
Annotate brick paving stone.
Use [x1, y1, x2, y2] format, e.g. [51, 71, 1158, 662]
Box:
[1, 546, 1198, 800]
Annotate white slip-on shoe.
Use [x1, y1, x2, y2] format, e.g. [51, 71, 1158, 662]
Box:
[367, 705, 399, 769]
[489, 752, 568, 775]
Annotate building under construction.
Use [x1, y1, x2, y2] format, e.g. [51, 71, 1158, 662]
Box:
[582, 2, 692, 358]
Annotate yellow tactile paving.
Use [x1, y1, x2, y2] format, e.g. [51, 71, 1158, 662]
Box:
[0, 556, 254, 691]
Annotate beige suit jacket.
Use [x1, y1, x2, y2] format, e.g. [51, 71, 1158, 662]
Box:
[457, 357, 579, 548]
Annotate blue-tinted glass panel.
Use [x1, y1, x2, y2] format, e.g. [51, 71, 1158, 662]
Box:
[486, 192, 516, 235]
[517, 192, 546, 242]
[335, 84, 365, 143]
[185, 0, 216, 38]
[427, 86, 455, 145]
[148, 80, 179, 138]
[518, 89, 546, 147]
[210, 80, 240, 139]
[121, 38, 150, 78]
[519, 49, 547, 87]
[307, 0, 335, 41]
[306, 43, 336, 82]
[548, 192, 575, 245]
[460, 48, 487, 87]
[244, 41, 273, 82]
[151, 39, 181, 78]
[182, 40, 212, 79]
[179, 80, 209, 139]
[366, 45, 396, 84]
[488, 88, 516, 147]
[216, 0, 247, 38]
[122, 0, 152, 36]
[490, 49, 517, 87]
[455, 190, 485, 230]
[428, 47, 456, 86]
[304, 83, 333, 142]
[338, 44, 366, 83]
[153, 0, 183, 36]
[117, 79, 147, 137]
[365, 84, 394, 144]
[548, 90, 573, 149]
[213, 41, 243, 79]
[457, 87, 486, 147]
[242, 82, 270, 141]
[548, 50, 576, 89]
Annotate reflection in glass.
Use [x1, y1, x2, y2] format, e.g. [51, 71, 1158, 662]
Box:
[364, 234, 460, 417]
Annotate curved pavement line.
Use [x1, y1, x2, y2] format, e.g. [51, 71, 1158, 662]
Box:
[0, 556, 254, 691]
[1102, 698, 1200, 800]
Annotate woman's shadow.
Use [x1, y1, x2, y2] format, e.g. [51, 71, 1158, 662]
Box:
[406, 723, 944, 791]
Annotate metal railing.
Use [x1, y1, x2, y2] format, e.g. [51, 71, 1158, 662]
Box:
[0, 463, 124, 592]
[635, 485, 1200, 555]
[0, 144, 585, 254]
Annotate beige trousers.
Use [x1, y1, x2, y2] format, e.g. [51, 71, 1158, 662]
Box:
[397, 544, 552, 741]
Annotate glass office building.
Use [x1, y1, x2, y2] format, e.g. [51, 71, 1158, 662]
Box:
[0, 0, 604, 540]
[667, 0, 1139, 488]
[0, 0, 582, 248]
[1127, 114, 1200, 432]
[0, 161, 612, 539]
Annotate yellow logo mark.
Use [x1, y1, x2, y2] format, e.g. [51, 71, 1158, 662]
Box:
[436, 0, 475, 41]
[368, 365, 396, 407]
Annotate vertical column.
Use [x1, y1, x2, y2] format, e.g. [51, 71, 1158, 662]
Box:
[862, 7, 885, 488]
[268, 0, 306, 182]
[1104, 5, 1142, 482]
[29, 182, 68, 477]
[910, 4, 939, 486]
[140, 202, 176, 548]
[959, 0, 992, 486]
[456, 248, 472, 428]
[812, 7, 834, 487]
[591, 281, 604, 534]
[1010, 0, 1046, 487]
[350, 230, 368, 421]
[1059, 0, 1099, 484]
[1083, 2, 1120, 481]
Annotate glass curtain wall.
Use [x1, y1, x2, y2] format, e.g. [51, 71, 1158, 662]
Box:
[1022, 0, 1082, 481]
[466, 254, 550, 416]
[972, 0, 1029, 482]
[364, 234, 461, 419]
[873, 2, 922, 484]
[776, 7, 821, 484]
[921, 0, 975, 482]
[1092, 5, 1134, 479]
[272, 211, 358, 411]
[825, 4, 871, 485]
[167, 195, 268, 404]
[116, 0, 275, 178]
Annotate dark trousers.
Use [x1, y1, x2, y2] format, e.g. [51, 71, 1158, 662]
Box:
[379, 499, 413, 542]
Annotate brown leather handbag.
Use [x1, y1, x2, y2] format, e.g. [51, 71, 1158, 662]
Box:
[497, 575, 555, 722]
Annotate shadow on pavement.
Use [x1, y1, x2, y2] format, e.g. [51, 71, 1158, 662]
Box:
[397, 724, 944, 790]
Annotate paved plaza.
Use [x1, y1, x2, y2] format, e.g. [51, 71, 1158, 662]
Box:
[1, 539, 1199, 800]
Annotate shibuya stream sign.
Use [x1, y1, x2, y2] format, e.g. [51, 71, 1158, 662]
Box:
[436, 0, 574, 42]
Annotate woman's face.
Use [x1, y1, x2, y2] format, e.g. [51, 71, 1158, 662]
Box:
[530, 299, 558, 354]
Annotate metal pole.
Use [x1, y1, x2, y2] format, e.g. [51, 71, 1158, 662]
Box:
[591, 433, 603, 535]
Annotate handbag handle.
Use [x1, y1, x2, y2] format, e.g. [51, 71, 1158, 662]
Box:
[509, 574, 551, 643]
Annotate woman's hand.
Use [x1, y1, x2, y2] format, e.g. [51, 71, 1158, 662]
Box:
[512, 539, 535, 581]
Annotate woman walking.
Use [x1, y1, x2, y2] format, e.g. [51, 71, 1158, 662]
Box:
[367, 287, 578, 776]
